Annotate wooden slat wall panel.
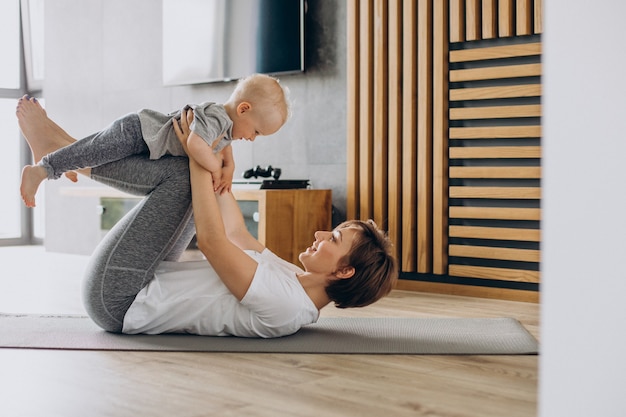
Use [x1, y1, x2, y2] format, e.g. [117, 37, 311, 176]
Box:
[417, 0, 434, 272]
[450, 166, 541, 179]
[450, 84, 541, 100]
[449, 226, 540, 242]
[347, 0, 424, 272]
[433, 0, 449, 274]
[482, 0, 497, 39]
[387, 0, 403, 266]
[534, 0, 542, 33]
[449, 0, 464, 43]
[449, 207, 541, 220]
[346, 1, 359, 220]
[516, 0, 533, 36]
[449, 186, 541, 199]
[358, 0, 374, 220]
[498, 0, 514, 37]
[451, 0, 543, 41]
[373, 0, 388, 229]
[465, 0, 481, 41]
[449, 245, 540, 262]
[447, 40, 541, 285]
[450, 63, 541, 82]
[402, 0, 418, 271]
[347, 0, 542, 300]
[450, 43, 542, 61]
[450, 146, 541, 159]
[450, 104, 541, 119]
[450, 125, 541, 138]
[449, 265, 540, 283]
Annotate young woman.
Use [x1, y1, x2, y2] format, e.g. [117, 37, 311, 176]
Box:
[17, 97, 398, 338]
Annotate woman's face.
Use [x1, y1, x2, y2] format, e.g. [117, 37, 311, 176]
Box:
[299, 227, 360, 275]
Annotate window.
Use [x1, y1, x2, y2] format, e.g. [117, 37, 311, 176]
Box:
[0, 99, 22, 239]
[0, 1, 20, 89]
[0, 0, 45, 245]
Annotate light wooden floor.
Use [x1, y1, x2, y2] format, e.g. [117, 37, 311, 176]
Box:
[0, 246, 539, 417]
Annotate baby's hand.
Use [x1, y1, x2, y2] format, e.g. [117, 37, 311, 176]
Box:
[211, 167, 224, 193]
[217, 163, 234, 194]
[216, 177, 233, 195]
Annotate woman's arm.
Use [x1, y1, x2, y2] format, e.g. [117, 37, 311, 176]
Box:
[215, 191, 265, 252]
[189, 158, 258, 300]
[174, 109, 264, 253]
[174, 110, 263, 299]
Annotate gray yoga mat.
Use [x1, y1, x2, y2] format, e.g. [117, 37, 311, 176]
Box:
[0, 313, 538, 355]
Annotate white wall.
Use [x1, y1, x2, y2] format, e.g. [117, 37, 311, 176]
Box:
[43, 0, 347, 254]
[541, 1, 626, 415]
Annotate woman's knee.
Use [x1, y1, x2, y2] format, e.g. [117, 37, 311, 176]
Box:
[163, 157, 191, 187]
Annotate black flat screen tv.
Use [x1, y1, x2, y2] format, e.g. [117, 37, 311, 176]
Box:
[163, 0, 305, 85]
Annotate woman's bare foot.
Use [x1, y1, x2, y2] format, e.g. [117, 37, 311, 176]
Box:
[16, 95, 76, 163]
[16, 95, 80, 183]
[20, 165, 48, 208]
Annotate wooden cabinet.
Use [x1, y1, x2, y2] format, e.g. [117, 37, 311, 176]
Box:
[232, 189, 332, 266]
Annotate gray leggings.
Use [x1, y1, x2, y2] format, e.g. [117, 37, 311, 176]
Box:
[83, 154, 195, 333]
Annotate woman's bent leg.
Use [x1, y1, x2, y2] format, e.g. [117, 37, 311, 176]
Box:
[83, 155, 193, 332]
[40, 114, 147, 180]
[17, 102, 193, 333]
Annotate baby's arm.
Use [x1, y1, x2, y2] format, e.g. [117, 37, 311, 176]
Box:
[174, 109, 225, 191]
[186, 132, 225, 190]
[217, 145, 235, 194]
[186, 132, 223, 173]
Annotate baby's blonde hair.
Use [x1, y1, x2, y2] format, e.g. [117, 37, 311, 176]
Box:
[229, 74, 291, 124]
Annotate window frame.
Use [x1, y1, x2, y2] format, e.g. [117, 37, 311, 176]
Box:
[0, 0, 43, 246]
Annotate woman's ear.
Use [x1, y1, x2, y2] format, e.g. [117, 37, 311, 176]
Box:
[334, 265, 355, 279]
[237, 101, 251, 115]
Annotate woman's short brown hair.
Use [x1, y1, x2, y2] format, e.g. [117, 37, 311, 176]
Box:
[325, 220, 398, 308]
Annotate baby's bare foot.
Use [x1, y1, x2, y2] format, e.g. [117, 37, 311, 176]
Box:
[20, 164, 48, 208]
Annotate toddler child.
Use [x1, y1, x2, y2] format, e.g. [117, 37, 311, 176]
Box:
[20, 73, 290, 207]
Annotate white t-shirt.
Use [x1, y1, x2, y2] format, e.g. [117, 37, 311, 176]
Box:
[122, 249, 319, 338]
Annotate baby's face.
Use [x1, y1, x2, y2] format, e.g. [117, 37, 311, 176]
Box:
[232, 107, 284, 142]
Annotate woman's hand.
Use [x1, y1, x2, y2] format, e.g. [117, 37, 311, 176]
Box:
[173, 108, 194, 154]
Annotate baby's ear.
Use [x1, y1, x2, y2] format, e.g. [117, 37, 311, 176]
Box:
[237, 101, 251, 114]
[335, 265, 355, 279]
